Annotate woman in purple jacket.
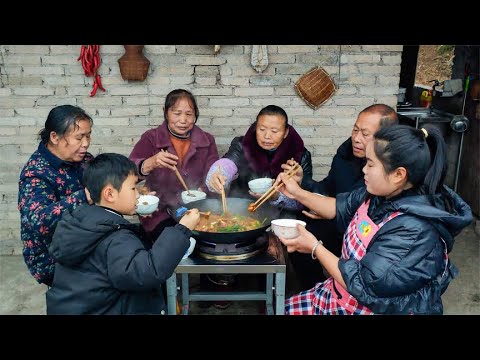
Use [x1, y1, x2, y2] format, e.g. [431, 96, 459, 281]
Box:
[129, 89, 219, 241]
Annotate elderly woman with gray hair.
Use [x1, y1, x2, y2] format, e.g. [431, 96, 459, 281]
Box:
[18, 105, 94, 286]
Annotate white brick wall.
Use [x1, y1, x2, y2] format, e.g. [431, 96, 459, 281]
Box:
[0, 44, 402, 254]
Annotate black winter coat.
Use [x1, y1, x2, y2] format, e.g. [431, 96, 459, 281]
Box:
[46, 205, 191, 315]
[337, 185, 473, 314]
[302, 137, 365, 196]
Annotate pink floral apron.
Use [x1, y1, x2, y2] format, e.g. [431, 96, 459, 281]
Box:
[285, 199, 402, 315]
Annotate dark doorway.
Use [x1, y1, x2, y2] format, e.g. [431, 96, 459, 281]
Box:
[398, 45, 419, 104]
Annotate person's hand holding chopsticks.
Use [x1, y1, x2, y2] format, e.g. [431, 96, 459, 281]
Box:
[179, 208, 200, 230]
[208, 169, 227, 194]
[156, 149, 192, 195]
[276, 170, 303, 200]
[141, 149, 179, 174]
[280, 158, 303, 185]
[248, 163, 300, 212]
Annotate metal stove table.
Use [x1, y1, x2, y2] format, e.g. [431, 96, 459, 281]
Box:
[166, 233, 286, 315]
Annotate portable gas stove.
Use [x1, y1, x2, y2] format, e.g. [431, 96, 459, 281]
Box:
[166, 232, 286, 315]
[195, 233, 269, 261]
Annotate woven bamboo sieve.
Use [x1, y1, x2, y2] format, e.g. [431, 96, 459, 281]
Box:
[294, 66, 337, 110]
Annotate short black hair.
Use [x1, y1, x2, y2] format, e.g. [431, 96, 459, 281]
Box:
[83, 153, 139, 203]
[256, 105, 289, 128]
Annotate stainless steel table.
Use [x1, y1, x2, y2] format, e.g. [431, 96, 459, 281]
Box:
[166, 233, 286, 315]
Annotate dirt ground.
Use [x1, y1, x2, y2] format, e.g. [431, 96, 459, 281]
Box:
[415, 45, 455, 87]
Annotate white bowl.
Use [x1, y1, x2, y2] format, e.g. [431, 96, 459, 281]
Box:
[181, 190, 207, 204]
[248, 178, 273, 194]
[182, 237, 196, 259]
[271, 219, 306, 239]
[136, 195, 159, 215]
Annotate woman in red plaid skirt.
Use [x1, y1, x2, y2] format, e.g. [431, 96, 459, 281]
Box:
[276, 124, 472, 315]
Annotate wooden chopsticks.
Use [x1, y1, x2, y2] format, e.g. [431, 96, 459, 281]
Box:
[186, 209, 211, 218]
[218, 164, 228, 214]
[248, 163, 301, 212]
[199, 211, 211, 218]
[221, 189, 227, 214]
[161, 149, 191, 195]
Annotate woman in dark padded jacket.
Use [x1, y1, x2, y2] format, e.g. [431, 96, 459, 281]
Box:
[277, 124, 472, 315]
[206, 104, 312, 211]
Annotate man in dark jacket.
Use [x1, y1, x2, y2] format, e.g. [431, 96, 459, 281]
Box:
[290, 104, 398, 291]
[46, 153, 200, 315]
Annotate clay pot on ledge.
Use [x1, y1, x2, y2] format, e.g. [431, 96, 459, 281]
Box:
[118, 45, 150, 81]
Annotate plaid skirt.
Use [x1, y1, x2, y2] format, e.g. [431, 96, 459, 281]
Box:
[285, 278, 372, 315]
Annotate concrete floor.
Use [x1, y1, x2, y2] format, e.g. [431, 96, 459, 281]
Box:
[1, 221, 479, 315]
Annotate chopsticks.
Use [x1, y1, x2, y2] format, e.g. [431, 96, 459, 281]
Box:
[218, 164, 228, 214]
[221, 188, 227, 214]
[161, 149, 192, 195]
[248, 163, 301, 212]
[199, 211, 211, 218]
[186, 209, 211, 218]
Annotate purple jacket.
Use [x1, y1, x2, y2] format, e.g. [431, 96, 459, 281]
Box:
[129, 122, 219, 233]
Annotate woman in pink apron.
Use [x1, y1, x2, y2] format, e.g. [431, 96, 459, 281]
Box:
[277, 124, 473, 315]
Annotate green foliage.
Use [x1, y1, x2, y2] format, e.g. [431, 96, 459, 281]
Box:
[438, 45, 455, 55]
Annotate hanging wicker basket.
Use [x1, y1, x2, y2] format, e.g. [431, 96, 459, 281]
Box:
[118, 45, 150, 81]
[294, 66, 337, 109]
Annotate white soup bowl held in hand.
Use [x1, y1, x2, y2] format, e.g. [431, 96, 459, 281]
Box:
[248, 177, 273, 194]
[136, 195, 160, 216]
[181, 190, 207, 204]
[271, 219, 306, 239]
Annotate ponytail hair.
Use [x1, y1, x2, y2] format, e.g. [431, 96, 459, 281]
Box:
[373, 124, 450, 205]
[422, 125, 448, 195]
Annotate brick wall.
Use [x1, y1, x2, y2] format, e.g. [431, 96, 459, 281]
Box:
[0, 45, 402, 254]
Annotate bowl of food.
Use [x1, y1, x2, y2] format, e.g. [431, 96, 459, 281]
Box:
[248, 177, 273, 194]
[181, 190, 207, 204]
[136, 194, 160, 215]
[271, 219, 306, 239]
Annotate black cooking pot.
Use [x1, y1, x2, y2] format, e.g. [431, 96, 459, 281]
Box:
[167, 197, 280, 244]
